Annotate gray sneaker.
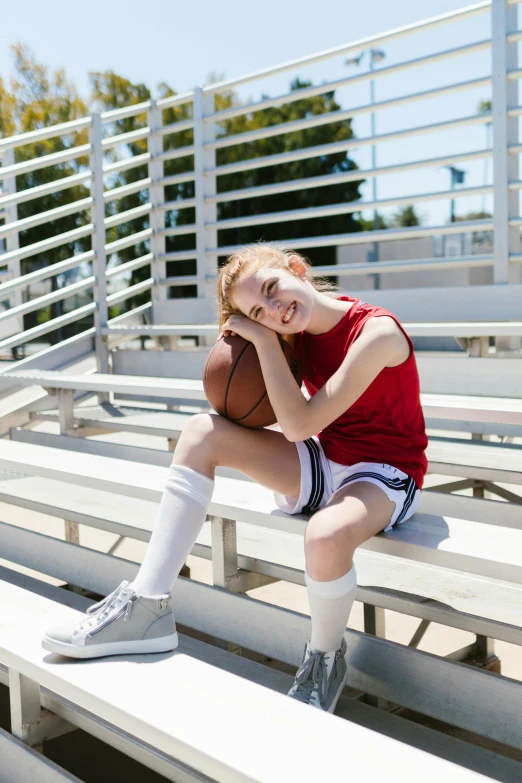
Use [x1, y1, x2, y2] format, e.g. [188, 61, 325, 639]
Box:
[42, 580, 178, 659]
[288, 638, 348, 713]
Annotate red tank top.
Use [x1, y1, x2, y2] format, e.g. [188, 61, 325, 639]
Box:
[293, 296, 428, 489]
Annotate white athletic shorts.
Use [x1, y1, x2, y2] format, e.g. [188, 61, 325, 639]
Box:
[274, 435, 422, 532]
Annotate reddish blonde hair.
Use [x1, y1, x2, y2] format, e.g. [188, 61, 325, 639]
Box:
[217, 242, 335, 329]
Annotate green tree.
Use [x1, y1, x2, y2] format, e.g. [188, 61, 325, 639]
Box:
[214, 78, 363, 269]
[390, 204, 421, 227]
[2, 44, 91, 343]
[90, 73, 364, 307]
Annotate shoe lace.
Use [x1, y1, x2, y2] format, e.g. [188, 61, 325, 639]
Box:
[77, 581, 135, 631]
[292, 647, 328, 707]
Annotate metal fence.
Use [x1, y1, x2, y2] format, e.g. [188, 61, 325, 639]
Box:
[0, 0, 521, 371]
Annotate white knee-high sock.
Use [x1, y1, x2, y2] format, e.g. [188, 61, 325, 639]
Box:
[131, 465, 214, 596]
[305, 566, 357, 653]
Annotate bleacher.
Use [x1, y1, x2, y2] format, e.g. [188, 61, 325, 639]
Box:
[2, 1, 522, 781]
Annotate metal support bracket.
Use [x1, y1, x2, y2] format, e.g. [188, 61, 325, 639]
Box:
[9, 669, 76, 752]
[210, 516, 278, 654]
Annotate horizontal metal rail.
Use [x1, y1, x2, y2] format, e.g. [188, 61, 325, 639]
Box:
[103, 152, 150, 176]
[96, 90, 194, 125]
[207, 77, 492, 153]
[207, 149, 492, 205]
[159, 250, 197, 262]
[1, 144, 91, 179]
[106, 253, 153, 279]
[106, 277, 153, 305]
[0, 276, 94, 323]
[312, 254, 494, 277]
[0, 118, 91, 153]
[0, 172, 90, 209]
[157, 274, 199, 287]
[105, 228, 152, 256]
[209, 39, 492, 123]
[0, 197, 93, 240]
[205, 185, 493, 231]
[203, 1, 491, 93]
[158, 119, 195, 137]
[210, 218, 494, 256]
[157, 145, 195, 164]
[102, 127, 150, 151]
[0, 302, 95, 352]
[103, 178, 151, 202]
[158, 223, 197, 238]
[161, 172, 196, 188]
[158, 197, 197, 212]
[209, 113, 492, 178]
[0, 251, 94, 297]
[104, 203, 151, 230]
[507, 30, 522, 43]
[1, 224, 93, 266]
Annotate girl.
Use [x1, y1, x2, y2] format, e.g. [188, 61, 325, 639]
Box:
[42, 243, 428, 715]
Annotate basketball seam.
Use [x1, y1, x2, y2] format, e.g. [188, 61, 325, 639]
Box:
[229, 389, 275, 425]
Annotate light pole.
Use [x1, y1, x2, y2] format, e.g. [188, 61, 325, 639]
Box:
[345, 48, 385, 288]
[446, 165, 465, 223]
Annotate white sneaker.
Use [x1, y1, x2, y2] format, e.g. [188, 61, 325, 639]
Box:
[42, 580, 178, 659]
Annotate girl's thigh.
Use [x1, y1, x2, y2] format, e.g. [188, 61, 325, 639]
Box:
[173, 413, 301, 500]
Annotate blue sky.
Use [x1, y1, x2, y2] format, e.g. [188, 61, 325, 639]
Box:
[1, 0, 520, 225]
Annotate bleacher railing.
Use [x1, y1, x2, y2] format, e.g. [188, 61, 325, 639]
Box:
[0, 0, 521, 372]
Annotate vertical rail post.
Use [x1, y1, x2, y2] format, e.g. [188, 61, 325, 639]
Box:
[491, 0, 520, 286]
[148, 100, 167, 318]
[2, 148, 24, 357]
[89, 114, 110, 388]
[193, 87, 218, 317]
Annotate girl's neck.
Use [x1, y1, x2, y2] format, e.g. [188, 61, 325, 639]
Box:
[305, 291, 352, 335]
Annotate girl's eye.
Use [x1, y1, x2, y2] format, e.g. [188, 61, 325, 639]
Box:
[254, 308, 261, 318]
[267, 281, 276, 294]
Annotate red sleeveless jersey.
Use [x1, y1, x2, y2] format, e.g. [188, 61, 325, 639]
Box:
[293, 296, 428, 489]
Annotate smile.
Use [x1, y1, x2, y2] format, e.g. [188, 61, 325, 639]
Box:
[282, 302, 296, 324]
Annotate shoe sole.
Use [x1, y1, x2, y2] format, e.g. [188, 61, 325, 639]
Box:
[41, 631, 179, 659]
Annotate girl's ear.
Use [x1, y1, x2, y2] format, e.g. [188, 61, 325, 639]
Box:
[287, 254, 308, 280]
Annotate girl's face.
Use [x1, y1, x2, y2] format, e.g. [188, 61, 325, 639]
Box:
[232, 263, 314, 335]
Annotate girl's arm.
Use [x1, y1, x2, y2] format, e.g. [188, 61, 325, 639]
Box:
[221, 314, 409, 442]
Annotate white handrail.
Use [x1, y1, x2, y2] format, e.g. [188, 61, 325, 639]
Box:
[207, 149, 493, 205]
[0, 251, 94, 297]
[211, 219, 495, 256]
[208, 40, 492, 123]
[203, 2, 491, 93]
[0, 276, 95, 323]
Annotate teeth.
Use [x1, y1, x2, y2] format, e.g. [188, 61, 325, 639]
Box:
[283, 303, 296, 324]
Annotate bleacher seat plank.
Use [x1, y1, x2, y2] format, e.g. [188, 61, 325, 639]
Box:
[428, 437, 522, 484]
[1, 582, 497, 783]
[2, 369, 522, 427]
[2, 441, 522, 585]
[33, 404, 193, 438]
[101, 321, 522, 338]
[13, 416, 522, 492]
[0, 726, 84, 783]
[1, 568, 521, 783]
[2, 500, 521, 647]
[0, 370, 207, 401]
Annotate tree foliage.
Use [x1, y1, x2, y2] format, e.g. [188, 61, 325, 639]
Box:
[2, 44, 90, 339]
[2, 46, 365, 337]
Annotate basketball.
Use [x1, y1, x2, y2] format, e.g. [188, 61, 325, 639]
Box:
[203, 335, 302, 428]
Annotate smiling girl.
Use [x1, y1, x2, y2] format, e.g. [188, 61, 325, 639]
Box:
[42, 243, 428, 715]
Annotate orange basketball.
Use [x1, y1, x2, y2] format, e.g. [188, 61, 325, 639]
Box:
[203, 335, 302, 428]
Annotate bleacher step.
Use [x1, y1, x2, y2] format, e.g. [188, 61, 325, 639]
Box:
[1, 568, 521, 782]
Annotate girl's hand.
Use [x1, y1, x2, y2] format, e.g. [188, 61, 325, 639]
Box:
[218, 314, 276, 346]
